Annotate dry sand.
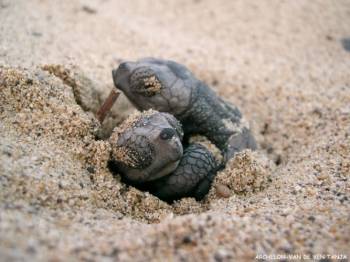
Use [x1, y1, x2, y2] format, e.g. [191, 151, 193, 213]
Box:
[1, 0, 350, 261]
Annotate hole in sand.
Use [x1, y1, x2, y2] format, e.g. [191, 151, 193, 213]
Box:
[98, 109, 275, 223]
[86, 70, 278, 222]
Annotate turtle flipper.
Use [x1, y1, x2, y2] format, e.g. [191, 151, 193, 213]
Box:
[224, 127, 257, 162]
[151, 143, 218, 202]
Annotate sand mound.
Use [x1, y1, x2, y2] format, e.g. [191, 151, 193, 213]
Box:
[210, 150, 272, 198]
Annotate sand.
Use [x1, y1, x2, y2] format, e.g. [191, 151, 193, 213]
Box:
[0, 0, 349, 261]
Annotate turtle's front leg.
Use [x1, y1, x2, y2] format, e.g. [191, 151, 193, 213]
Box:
[150, 143, 218, 202]
[224, 127, 257, 163]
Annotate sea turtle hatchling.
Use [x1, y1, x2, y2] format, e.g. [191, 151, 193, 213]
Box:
[109, 110, 218, 201]
[112, 57, 257, 163]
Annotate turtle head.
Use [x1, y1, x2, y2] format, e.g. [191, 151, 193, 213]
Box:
[112, 58, 196, 116]
[110, 111, 184, 182]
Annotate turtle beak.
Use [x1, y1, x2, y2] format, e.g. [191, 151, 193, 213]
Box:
[112, 61, 136, 91]
[112, 68, 118, 79]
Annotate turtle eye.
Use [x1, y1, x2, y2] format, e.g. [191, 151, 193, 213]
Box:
[159, 128, 176, 140]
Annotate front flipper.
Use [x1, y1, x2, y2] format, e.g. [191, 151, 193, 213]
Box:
[224, 127, 257, 163]
[150, 143, 218, 202]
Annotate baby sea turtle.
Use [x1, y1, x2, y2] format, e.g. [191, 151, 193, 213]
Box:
[112, 57, 257, 163]
[109, 110, 218, 201]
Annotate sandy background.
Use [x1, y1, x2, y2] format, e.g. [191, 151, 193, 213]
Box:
[1, 0, 350, 261]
